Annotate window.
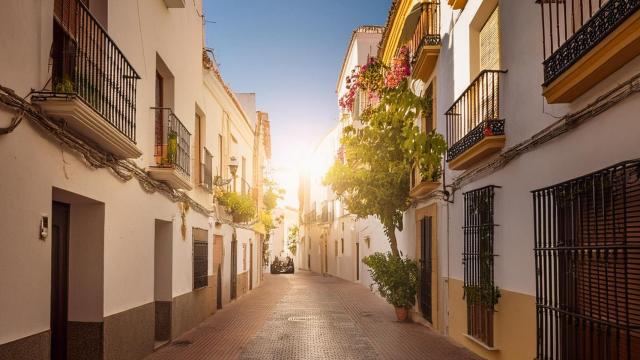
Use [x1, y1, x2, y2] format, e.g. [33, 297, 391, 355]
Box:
[341, 238, 344, 254]
[193, 228, 208, 290]
[533, 161, 640, 359]
[479, 6, 500, 71]
[242, 244, 247, 271]
[218, 134, 224, 176]
[463, 185, 499, 346]
[241, 156, 247, 194]
[195, 112, 209, 187]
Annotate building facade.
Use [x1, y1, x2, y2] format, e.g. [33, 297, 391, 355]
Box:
[0, 1, 268, 359]
[376, 0, 640, 359]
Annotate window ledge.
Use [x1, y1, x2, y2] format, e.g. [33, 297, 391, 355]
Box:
[463, 334, 500, 352]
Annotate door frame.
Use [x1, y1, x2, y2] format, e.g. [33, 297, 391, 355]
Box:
[415, 204, 438, 328]
[249, 242, 253, 290]
[230, 235, 237, 300]
[51, 201, 70, 360]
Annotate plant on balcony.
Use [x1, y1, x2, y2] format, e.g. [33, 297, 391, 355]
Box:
[339, 57, 387, 112]
[385, 47, 411, 89]
[216, 191, 256, 223]
[166, 132, 178, 165]
[53, 75, 74, 93]
[363, 252, 417, 320]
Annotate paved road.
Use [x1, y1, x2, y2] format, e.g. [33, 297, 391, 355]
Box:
[145, 271, 479, 360]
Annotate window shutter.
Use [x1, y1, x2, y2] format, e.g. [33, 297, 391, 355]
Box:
[480, 7, 500, 71]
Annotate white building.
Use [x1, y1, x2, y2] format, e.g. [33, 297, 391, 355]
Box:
[377, 0, 640, 359]
[0, 1, 267, 359]
[269, 206, 299, 265]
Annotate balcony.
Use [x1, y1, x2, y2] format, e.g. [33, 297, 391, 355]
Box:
[200, 148, 213, 192]
[539, 0, 640, 103]
[446, 70, 506, 170]
[148, 108, 192, 190]
[32, 0, 141, 159]
[400, 2, 441, 81]
[409, 164, 440, 200]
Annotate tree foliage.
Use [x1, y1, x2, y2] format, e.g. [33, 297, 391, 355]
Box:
[325, 77, 445, 256]
[287, 225, 299, 255]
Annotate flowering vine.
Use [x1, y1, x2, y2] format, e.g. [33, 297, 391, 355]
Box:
[338, 49, 412, 112]
[385, 46, 411, 89]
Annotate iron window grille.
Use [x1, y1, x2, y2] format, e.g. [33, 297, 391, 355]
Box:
[446, 70, 506, 162]
[463, 185, 500, 347]
[193, 229, 208, 290]
[35, 0, 140, 142]
[532, 160, 640, 359]
[537, 0, 640, 85]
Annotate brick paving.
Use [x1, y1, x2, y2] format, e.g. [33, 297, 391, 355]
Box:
[145, 271, 479, 360]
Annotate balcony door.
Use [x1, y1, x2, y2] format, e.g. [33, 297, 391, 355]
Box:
[155, 72, 164, 160]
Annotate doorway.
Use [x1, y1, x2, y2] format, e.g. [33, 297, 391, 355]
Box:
[420, 216, 433, 323]
[51, 201, 70, 360]
[249, 243, 254, 290]
[355, 242, 360, 281]
[214, 235, 223, 309]
[154, 220, 172, 345]
[230, 236, 237, 300]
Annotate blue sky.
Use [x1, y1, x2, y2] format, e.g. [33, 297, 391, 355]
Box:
[203, 0, 391, 207]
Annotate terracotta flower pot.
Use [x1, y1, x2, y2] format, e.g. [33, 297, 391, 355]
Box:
[395, 307, 409, 321]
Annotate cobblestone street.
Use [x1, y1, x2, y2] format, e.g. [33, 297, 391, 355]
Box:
[145, 271, 479, 360]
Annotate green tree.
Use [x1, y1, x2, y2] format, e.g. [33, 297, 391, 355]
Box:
[324, 79, 444, 256]
[287, 225, 299, 255]
[260, 178, 285, 263]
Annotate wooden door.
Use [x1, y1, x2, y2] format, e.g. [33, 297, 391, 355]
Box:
[356, 243, 360, 281]
[230, 239, 237, 300]
[420, 216, 433, 323]
[51, 202, 70, 360]
[249, 243, 253, 290]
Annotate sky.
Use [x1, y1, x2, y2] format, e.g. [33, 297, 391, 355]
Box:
[203, 0, 391, 208]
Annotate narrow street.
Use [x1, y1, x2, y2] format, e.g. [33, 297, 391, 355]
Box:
[145, 271, 478, 360]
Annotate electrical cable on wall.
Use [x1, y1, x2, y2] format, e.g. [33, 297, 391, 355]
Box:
[0, 82, 256, 231]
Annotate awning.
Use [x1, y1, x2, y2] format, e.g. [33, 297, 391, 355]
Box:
[398, 3, 424, 47]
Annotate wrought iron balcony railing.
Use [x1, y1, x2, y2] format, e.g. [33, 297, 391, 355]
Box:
[445, 70, 506, 162]
[153, 108, 191, 177]
[405, 2, 441, 63]
[41, 0, 140, 142]
[538, 0, 640, 85]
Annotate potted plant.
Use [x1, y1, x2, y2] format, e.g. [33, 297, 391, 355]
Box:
[362, 252, 418, 321]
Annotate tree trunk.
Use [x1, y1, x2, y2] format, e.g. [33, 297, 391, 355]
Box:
[386, 225, 400, 257]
